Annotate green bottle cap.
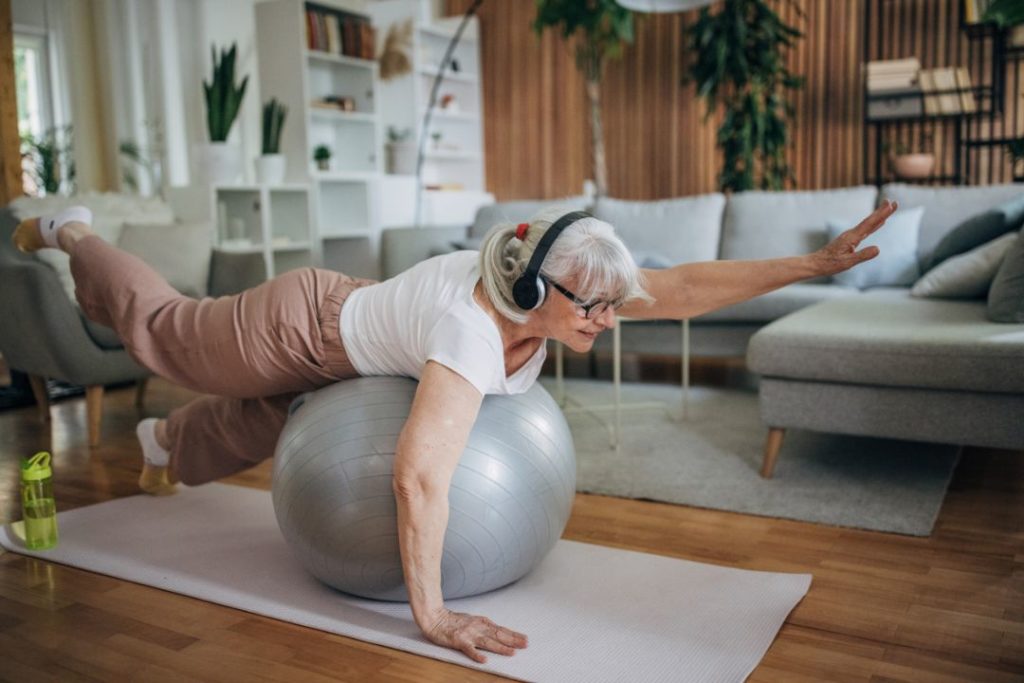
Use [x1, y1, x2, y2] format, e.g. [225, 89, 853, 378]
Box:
[21, 451, 52, 482]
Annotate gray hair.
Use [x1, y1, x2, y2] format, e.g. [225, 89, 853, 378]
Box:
[479, 205, 653, 324]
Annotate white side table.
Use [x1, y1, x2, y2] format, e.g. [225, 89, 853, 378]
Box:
[554, 318, 690, 449]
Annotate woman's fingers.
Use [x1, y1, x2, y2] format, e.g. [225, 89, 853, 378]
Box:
[480, 636, 517, 656]
[853, 245, 881, 263]
[851, 200, 898, 241]
[498, 627, 528, 647]
[463, 643, 487, 663]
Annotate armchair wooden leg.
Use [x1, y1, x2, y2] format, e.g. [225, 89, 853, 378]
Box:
[27, 375, 50, 423]
[135, 378, 149, 410]
[86, 385, 104, 448]
[760, 428, 785, 479]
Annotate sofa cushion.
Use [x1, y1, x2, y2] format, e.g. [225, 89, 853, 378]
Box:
[826, 206, 923, 289]
[696, 283, 858, 323]
[469, 196, 589, 238]
[988, 229, 1024, 323]
[924, 195, 1024, 271]
[592, 194, 725, 265]
[720, 186, 879, 283]
[912, 232, 1016, 300]
[117, 221, 213, 298]
[747, 289, 1024, 393]
[880, 182, 1024, 267]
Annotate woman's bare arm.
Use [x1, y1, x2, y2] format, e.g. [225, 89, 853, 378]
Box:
[619, 201, 897, 320]
[393, 360, 528, 663]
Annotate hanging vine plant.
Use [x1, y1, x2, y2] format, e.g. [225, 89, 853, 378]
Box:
[687, 0, 804, 192]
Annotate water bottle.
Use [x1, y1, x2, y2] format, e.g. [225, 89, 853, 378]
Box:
[20, 451, 58, 550]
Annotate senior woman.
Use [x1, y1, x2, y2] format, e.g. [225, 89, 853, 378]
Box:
[13, 199, 896, 663]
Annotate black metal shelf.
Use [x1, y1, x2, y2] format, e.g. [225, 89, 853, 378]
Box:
[964, 136, 1023, 147]
[865, 85, 994, 101]
[867, 175, 961, 185]
[863, 0, 1018, 187]
[867, 111, 988, 124]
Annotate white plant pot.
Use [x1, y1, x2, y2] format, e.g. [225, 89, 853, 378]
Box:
[255, 154, 286, 185]
[386, 141, 418, 175]
[196, 142, 243, 185]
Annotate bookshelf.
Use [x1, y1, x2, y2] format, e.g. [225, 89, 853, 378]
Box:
[253, 0, 383, 279]
[368, 0, 493, 227]
[212, 184, 316, 280]
[862, 0, 1022, 187]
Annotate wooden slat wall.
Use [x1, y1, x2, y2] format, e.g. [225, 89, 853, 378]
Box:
[446, 0, 1020, 200]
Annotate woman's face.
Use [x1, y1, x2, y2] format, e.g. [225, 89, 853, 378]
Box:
[535, 274, 617, 353]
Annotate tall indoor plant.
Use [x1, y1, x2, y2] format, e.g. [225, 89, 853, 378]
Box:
[200, 42, 249, 184]
[688, 0, 804, 192]
[533, 0, 635, 198]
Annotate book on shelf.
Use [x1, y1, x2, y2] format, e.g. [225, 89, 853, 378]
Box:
[963, 0, 994, 25]
[866, 57, 920, 75]
[918, 69, 940, 116]
[325, 14, 341, 55]
[866, 58, 920, 92]
[932, 67, 961, 114]
[1012, 25, 1024, 48]
[954, 67, 976, 113]
[304, 7, 376, 60]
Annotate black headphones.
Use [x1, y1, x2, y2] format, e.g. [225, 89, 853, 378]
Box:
[511, 210, 592, 310]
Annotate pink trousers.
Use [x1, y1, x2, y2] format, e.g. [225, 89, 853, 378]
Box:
[70, 235, 375, 485]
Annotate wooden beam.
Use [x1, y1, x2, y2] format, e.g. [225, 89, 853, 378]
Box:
[0, 0, 21, 203]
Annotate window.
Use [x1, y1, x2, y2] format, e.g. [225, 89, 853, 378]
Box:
[15, 31, 68, 196]
[14, 33, 50, 139]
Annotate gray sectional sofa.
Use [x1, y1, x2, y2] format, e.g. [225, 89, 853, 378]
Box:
[382, 183, 1024, 477]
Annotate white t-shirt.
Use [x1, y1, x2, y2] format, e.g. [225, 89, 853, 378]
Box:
[339, 250, 547, 395]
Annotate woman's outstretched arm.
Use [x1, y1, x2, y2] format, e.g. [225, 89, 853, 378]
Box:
[618, 200, 897, 321]
[393, 361, 528, 663]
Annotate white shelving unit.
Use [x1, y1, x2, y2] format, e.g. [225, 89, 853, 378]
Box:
[369, 0, 493, 227]
[212, 184, 315, 279]
[253, 0, 383, 279]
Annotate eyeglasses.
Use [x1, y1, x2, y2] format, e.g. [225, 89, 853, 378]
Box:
[542, 276, 619, 320]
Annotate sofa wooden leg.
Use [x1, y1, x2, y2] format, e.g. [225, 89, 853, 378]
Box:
[761, 428, 785, 479]
[135, 378, 149, 410]
[27, 374, 50, 423]
[86, 385, 104, 448]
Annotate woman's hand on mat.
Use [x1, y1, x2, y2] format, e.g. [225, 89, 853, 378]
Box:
[812, 200, 898, 276]
[424, 608, 528, 663]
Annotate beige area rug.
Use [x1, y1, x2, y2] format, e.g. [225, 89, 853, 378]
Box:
[542, 378, 960, 537]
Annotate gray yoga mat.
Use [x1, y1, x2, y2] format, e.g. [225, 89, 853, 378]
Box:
[0, 483, 811, 682]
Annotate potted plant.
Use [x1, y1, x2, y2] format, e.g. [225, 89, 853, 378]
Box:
[20, 124, 75, 196]
[687, 0, 804, 191]
[885, 132, 935, 180]
[256, 98, 288, 185]
[199, 43, 249, 185]
[314, 144, 332, 171]
[386, 127, 416, 175]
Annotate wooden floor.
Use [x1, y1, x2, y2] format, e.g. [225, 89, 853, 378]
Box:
[0, 372, 1021, 682]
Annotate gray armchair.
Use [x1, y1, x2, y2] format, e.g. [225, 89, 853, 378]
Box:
[0, 208, 151, 446]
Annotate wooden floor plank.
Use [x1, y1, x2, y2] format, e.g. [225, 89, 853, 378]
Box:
[0, 373, 1021, 681]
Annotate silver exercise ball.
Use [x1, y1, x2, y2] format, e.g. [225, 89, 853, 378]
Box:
[271, 376, 576, 601]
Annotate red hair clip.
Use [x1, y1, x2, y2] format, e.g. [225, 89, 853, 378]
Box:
[515, 222, 529, 240]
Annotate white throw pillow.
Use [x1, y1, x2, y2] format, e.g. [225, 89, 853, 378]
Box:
[826, 206, 924, 289]
[911, 231, 1017, 299]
